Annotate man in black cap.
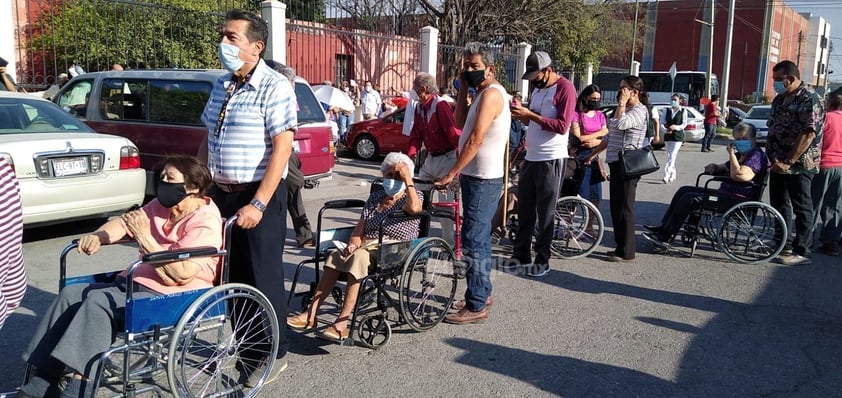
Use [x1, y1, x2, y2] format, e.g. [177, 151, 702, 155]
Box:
[0, 57, 18, 92]
[508, 51, 577, 277]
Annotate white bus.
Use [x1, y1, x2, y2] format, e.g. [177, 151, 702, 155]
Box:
[595, 70, 719, 109]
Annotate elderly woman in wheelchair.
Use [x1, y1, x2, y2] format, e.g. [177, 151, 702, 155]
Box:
[287, 152, 422, 342]
[19, 155, 222, 398]
[642, 123, 769, 253]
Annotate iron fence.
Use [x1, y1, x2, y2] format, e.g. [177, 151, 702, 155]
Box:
[12, 0, 256, 88]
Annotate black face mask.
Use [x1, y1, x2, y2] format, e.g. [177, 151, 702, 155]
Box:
[463, 69, 486, 89]
[155, 181, 189, 208]
[531, 71, 550, 89]
[586, 100, 601, 110]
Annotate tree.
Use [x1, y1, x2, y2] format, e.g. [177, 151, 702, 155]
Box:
[26, 0, 258, 79]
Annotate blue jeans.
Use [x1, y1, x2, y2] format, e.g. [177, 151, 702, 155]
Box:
[460, 174, 503, 311]
[702, 123, 717, 151]
[337, 112, 353, 139]
[811, 166, 842, 244]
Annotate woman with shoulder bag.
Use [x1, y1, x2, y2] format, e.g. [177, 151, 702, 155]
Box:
[589, 76, 650, 262]
[662, 93, 687, 183]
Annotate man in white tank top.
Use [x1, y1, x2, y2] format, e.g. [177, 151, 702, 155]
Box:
[509, 51, 577, 277]
[437, 42, 509, 325]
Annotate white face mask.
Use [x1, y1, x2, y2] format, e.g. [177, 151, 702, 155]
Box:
[365, 85, 373, 92]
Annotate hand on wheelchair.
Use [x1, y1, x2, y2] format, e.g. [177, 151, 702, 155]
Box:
[235, 203, 264, 229]
[78, 232, 106, 255]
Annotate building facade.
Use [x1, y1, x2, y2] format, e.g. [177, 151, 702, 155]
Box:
[619, 0, 830, 102]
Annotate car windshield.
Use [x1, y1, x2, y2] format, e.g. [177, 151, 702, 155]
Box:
[746, 107, 771, 119]
[0, 97, 89, 133]
[294, 82, 328, 124]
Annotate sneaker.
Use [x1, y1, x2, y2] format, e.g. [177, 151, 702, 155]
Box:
[818, 242, 839, 256]
[523, 264, 550, 277]
[243, 357, 287, 388]
[780, 247, 793, 256]
[778, 254, 812, 266]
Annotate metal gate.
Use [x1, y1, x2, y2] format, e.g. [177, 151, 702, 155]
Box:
[11, 0, 255, 89]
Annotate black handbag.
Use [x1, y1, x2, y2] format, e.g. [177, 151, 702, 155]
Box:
[619, 145, 659, 179]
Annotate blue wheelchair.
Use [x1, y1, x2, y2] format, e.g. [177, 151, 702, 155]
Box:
[27, 217, 281, 397]
[288, 182, 459, 349]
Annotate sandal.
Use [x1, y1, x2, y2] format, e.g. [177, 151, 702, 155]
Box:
[318, 324, 349, 342]
[286, 315, 316, 331]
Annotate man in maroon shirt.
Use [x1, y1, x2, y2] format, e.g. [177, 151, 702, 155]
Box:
[408, 72, 461, 244]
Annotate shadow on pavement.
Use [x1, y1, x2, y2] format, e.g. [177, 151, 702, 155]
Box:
[445, 337, 677, 396]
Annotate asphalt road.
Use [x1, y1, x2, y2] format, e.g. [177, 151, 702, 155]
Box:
[2, 141, 841, 397]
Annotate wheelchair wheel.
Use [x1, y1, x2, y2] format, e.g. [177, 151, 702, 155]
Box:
[718, 201, 787, 264]
[356, 314, 391, 349]
[398, 237, 458, 332]
[550, 196, 603, 259]
[167, 283, 279, 398]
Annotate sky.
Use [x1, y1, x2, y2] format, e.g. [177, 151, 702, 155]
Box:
[776, 0, 842, 81]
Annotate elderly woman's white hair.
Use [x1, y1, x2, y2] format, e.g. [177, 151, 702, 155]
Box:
[380, 152, 414, 179]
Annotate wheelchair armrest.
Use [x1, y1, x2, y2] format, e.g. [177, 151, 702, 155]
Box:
[388, 210, 429, 219]
[140, 246, 222, 264]
[323, 199, 366, 209]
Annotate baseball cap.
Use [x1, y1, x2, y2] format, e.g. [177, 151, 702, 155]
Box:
[522, 51, 552, 80]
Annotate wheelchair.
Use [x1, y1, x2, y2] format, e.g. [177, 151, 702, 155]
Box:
[287, 183, 459, 349]
[29, 216, 281, 397]
[505, 157, 605, 259]
[657, 172, 788, 264]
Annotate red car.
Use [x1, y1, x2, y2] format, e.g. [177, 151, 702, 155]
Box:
[343, 107, 409, 160]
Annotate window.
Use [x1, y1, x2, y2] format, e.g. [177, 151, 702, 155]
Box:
[58, 79, 94, 118]
[335, 54, 352, 86]
[148, 80, 212, 125]
[101, 79, 148, 121]
[294, 82, 327, 124]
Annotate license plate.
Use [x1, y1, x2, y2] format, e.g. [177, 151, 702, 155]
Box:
[52, 157, 89, 177]
[292, 140, 301, 153]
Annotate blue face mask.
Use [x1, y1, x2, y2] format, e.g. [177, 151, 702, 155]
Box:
[382, 178, 405, 197]
[773, 81, 787, 94]
[670, 99, 679, 107]
[218, 43, 244, 73]
[734, 139, 753, 153]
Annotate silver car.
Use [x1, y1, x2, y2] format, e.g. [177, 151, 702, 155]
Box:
[741, 105, 771, 144]
[0, 92, 145, 226]
[651, 104, 706, 142]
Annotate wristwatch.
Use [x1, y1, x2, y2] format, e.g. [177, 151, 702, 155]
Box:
[250, 198, 267, 212]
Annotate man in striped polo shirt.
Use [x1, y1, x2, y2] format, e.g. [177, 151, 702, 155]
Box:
[0, 157, 25, 331]
[199, 9, 295, 386]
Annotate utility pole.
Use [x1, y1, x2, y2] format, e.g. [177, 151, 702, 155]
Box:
[706, 0, 714, 99]
[720, 0, 735, 111]
[630, 0, 640, 75]
[796, 30, 803, 66]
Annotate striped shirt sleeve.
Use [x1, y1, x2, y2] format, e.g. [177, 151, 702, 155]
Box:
[0, 158, 26, 330]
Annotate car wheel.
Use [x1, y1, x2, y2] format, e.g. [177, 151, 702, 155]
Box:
[354, 135, 379, 161]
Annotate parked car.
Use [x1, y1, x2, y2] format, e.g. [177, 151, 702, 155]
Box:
[725, 106, 746, 128]
[0, 91, 145, 227]
[53, 69, 334, 194]
[601, 104, 705, 142]
[740, 104, 770, 144]
[343, 107, 409, 160]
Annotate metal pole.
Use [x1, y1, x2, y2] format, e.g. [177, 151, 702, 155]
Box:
[706, 0, 714, 99]
[630, 0, 640, 74]
[720, 0, 735, 112]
